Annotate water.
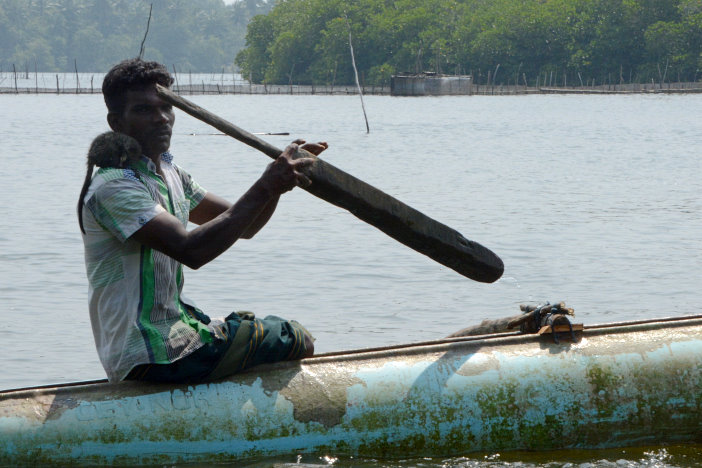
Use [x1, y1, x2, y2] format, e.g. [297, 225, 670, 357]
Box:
[0, 92, 700, 466]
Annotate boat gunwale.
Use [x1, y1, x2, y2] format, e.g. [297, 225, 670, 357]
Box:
[3, 313, 702, 397]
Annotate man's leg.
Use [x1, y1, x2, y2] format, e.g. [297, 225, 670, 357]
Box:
[206, 312, 314, 381]
[124, 342, 223, 383]
[125, 312, 313, 383]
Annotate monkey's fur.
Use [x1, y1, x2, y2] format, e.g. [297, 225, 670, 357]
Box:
[77, 131, 143, 234]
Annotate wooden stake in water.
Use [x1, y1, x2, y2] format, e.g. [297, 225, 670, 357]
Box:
[74, 59, 80, 93]
[138, 4, 153, 59]
[345, 14, 369, 134]
[172, 64, 180, 92]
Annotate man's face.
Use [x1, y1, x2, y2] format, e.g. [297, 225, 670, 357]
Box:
[108, 85, 175, 159]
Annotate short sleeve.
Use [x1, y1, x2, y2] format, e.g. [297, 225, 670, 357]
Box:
[176, 165, 207, 212]
[86, 177, 166, 242]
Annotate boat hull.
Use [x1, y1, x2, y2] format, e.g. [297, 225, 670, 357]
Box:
[2, 317, 702, 465]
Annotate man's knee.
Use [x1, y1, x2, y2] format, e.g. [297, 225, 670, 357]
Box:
[302, 332, 315, 357]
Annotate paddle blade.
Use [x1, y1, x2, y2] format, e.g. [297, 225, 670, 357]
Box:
[303, 156, 504, 283]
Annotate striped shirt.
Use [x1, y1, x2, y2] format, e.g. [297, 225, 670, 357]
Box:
[81, 152, 213, 382]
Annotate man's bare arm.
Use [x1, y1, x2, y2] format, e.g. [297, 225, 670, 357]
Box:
[131, 143, 314, 269]
[189, 192, 279, 240]
[188, 140, 327, 238]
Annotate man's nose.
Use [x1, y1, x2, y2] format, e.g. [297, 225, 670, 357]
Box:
[154, 109, 170, 123]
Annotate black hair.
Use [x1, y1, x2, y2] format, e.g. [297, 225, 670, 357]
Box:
[77, 132, 142, 234]
[102, 58, 173, 115]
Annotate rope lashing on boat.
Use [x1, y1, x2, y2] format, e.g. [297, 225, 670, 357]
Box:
[446, 301, 578, 342]
[538, 306, 575, 343]
[512, 302, 577, 343]
[513, 301, 573, 330]
[551, 317, 575, 344]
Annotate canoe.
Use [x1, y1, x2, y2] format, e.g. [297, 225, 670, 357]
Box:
[2, 314, 702, 466]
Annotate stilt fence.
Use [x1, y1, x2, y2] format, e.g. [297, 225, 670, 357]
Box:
[0, 70, 700, 95]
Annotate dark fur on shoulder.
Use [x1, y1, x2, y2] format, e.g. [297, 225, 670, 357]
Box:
[87, 131, 142, 168]
[77, 132, 142, 234]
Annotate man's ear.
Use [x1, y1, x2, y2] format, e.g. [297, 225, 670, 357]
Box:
[107, 112, 122, 132]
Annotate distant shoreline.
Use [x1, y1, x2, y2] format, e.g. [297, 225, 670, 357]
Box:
[0, 83, 391, 96]
[1, 81, 700, 96]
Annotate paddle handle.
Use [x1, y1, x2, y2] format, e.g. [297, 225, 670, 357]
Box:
[155, 85, 504, 283]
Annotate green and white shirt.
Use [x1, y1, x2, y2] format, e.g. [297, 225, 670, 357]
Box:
[81, 152, 214, 382]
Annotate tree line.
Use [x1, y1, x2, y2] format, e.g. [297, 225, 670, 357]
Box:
[0, 0, 274, 73]
[235, 0, 702, 87]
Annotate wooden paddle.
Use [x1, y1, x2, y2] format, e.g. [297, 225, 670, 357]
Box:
[155, 84, 504, 283]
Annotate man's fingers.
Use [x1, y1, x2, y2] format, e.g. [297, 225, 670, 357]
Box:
[291, 156, 315, 172]
[301, 141, 328, 156]
[294, 156, 315, 165]
[282, 143, 300, 157]
[296, 173, 312, 188]
[292, 157, 314, 188]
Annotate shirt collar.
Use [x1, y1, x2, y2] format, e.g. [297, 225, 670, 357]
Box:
[134, 152, 174, 174]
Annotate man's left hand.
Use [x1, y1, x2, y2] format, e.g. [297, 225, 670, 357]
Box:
[293, 139, 328, 157]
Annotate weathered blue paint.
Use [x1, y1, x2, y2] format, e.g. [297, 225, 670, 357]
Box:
[2, 316, 702, 466]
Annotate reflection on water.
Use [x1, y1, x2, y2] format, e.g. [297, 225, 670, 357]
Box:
[246, 445, 702, 467]
[1, 93, 700, 466]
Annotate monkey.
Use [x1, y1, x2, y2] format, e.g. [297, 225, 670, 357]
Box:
[77, 131, 143, 234]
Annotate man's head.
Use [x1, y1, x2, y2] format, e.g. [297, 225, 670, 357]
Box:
[102, 58, 173, 115]
[103, 58, 176, 159]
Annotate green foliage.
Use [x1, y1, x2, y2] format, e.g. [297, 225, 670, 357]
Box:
[0, 0, 275, 72]
[236, 0, 702, 86]
[5, 0, 699, 82]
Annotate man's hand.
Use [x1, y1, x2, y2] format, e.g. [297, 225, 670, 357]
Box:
[258, 140, 328, 195]
[297, 139, 329, 157]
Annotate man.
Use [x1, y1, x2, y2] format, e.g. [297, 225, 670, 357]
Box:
[80, 58, 327, 383]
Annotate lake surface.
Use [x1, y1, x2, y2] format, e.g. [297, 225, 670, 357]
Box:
[0, 92, 700, 466]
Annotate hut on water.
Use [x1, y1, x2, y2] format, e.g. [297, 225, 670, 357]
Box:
[390, 73, 473, 96]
